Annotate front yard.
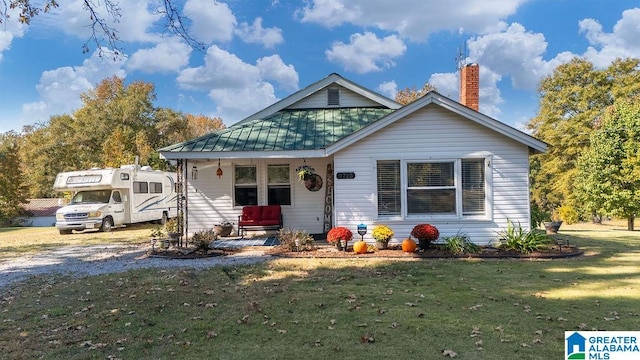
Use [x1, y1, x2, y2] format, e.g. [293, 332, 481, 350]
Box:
[0, 221, 639, 359]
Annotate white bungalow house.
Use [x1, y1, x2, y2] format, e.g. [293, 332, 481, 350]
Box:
[159, 67, 547, 245]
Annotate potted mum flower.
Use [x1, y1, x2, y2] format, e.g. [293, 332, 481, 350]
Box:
[327, 226, 353, 251]
[372, 224, 394, 249]
[410, 223, 439, 250]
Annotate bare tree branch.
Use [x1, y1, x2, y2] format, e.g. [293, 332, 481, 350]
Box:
[156, 0, 206, 52]
[81, 0, 122, 56]
[1, 0, 204, 56]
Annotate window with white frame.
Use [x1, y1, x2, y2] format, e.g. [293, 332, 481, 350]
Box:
[267, 164, 291, 205]
[377, 160, 401, 216]
[407, 161, 456, 215]
[461, 159, 485, 215]
[376, 158, 486, 218]
[234, 165, 257, 206]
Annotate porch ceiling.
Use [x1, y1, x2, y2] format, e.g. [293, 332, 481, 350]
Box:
[160, 107, 395, 153]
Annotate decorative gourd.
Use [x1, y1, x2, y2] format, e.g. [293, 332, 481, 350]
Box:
[353, 240, 368, 254]
[402, 238, 417, 252]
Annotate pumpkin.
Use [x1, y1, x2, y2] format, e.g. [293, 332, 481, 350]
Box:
[353, 240, 368, 254]
[402, 238, 417, 252]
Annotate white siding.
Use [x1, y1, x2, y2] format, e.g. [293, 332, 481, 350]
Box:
[333, 105, 531, 245]
[186, 158, 332, 236]
[288, 86, 382, 109]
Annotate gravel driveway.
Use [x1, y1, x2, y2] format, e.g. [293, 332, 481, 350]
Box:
[0, 244, 271, 290]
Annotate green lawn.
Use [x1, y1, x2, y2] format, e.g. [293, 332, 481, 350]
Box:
[0, 222, 639, 359]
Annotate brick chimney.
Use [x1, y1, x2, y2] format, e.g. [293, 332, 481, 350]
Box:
[459, 63, 479, 111]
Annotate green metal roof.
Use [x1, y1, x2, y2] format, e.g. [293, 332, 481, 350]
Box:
[161, 107, 395, 153]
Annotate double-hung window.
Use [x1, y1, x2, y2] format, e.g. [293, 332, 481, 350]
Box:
[267, 164, 291, 205]
[376, 158, 486, 218]
[377, 160, 401, 216]
[407, 161, 456, 215]
[234, 165, 257, 206]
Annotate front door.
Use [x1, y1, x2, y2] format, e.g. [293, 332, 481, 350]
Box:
[110, 190, 126, 226]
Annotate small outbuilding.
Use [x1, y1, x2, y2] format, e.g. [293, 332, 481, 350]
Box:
[15, 198, 65, 227]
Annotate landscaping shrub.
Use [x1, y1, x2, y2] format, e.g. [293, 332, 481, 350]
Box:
[277, 228, 315, 251]
[442, 232, 480, 254]
[191, 228, 218, 253]
[558, 204, 579, 225]
[497, 220, 551, 254]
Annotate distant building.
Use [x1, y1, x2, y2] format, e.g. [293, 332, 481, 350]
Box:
[15, 199, 65, 227]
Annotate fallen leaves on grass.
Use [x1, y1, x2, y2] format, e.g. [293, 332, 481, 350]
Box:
[360, 333, 375, 343]
[442, 349, 457, 357]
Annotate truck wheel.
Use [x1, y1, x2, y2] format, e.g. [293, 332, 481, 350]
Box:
[100, 217, 113, 232]
[59, 229, 72, 235]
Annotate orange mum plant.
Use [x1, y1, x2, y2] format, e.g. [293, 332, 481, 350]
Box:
[327, 226, 353, 244]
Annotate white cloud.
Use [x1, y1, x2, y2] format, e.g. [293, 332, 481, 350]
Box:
[126, 39, 192, 73]
[21, 48, 126, 126]
[579, 8, 640, 67]
[377, 80, 397, 99]
[298, 0, 527, 41]
[0, 31, 14, 62]
[209, 84, 277, 124]
[256, 55, 299, 92]
[326, 32, 406, 73]
[177, 45, 259, 90]
[466, 23, 548, 91]
[43, 0, 161, 44]
[177, 45, 298, 124]
[428, 73, 458, 99]
[184, 0, 237, 44]
[0, 7, 27, 61]
[236, 17, 284, 49]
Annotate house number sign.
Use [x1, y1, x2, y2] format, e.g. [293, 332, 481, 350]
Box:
[336, 172, 355, 179]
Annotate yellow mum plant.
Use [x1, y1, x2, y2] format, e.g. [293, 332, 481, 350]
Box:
[372, 224, 394, 243]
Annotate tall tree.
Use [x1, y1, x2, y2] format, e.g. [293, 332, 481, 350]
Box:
[19, 77, 225, 197]
[0, 131, 29, 224]
[527, 57, 640, 215]
[395, 83, 437, 105]
[184, 114, 225, 139]
[19, 116, 83, 198]
[575, 99, 640, 230]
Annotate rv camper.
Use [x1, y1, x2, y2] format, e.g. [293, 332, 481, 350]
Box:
[54, 165, 178, 235]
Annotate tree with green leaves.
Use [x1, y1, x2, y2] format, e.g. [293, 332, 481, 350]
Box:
[575, 99, 640, 230]
[527, 57, 640, 218]
[0, 131, 29, 224]
[19, 76, 225, 198]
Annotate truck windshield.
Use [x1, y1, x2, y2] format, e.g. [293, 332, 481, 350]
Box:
[70, 190, 112, 204]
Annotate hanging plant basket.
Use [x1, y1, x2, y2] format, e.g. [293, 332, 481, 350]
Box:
[295, 165, 315, 182]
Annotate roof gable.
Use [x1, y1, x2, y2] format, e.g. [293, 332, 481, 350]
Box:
[233, 73, 401, 126]
[326, 91, 548, 155]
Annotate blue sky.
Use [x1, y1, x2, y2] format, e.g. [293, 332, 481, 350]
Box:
[1, 0, 640, 134]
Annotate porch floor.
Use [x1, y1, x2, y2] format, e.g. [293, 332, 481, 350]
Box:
[211, 237, 280, 249]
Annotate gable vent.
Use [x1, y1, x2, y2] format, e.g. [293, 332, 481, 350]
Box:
[327, 88, 340, 106]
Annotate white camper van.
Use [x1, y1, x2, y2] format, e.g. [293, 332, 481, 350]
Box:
[54, 165, 178, 235]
